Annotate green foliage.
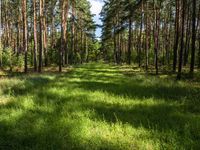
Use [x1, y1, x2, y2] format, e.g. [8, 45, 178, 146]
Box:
[2, 47, 13, 68]
[0, 63, 199, 149]
[1, 47, 24, 69]
[48, 48, 58, 65]
[88, 41, 101, 61]
[74, 52, 82, 64]
[15, 54, 24, 68]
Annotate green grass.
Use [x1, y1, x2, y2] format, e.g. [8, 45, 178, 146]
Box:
[0, 62, 200, 150]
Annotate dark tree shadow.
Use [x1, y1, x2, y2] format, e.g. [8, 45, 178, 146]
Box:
[0, 63, 200, 149]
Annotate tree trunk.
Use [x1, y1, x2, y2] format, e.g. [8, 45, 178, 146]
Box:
[145, 1, 149, 71]
[22, 0, 28, 73]
[184, 4, 191, 66]
[198, 5, 200, 68]
[127, 16, 132, 65]
[190, 0, 197, 74]
[38, 0, 43, 72]
[173, 0, 180, 72]
[153, 1, 160, 75]
[70, 0, 75, 64]
[177, 0, 186, 80]
[33, 0, 38, 72]
[138, 2, 143, 67]
[60, 0, 68, 72]
[43, 11, 48, 67]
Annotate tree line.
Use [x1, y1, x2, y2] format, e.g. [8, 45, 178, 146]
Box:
[0, 0, 98, 73]
[100, 0, 200, 79]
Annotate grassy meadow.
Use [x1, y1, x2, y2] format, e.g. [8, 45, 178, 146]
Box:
[0, 63, 200, 150]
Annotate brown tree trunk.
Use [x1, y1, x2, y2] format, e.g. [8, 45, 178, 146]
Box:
[138, 2, 143, 67]
[153, 1, 160, 75]
[145, 2, 150, 71]
[70, 0, 75, 64]
[173, 0, 180, 72]
[33, 0, 38, 71]
[177, 0, 186, 80]
[43, 2, 48, 67]
[198, 5, 200, 68]
[22, 0, 28, 73]
[60, 0, 68, 72]
[127, 16, 132, 65]
[38, 0, 43, 72]
[184, 4, 191, 66]
[190, 0, 197, 74]
[65, 0, 69, 65]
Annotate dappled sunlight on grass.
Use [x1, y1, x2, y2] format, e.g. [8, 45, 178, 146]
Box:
[0, 62, 200, 149]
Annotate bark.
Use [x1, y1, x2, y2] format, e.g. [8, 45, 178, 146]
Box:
[70, 0, 75, 64]
[145, 1, 149, 71]
[177, 0, 186, 80]
[22, 0, 28, 73]
[38, 0, 43, 72]
[127, 16, 132, 65]
[138, 2, 143, 67]
[190, 0, 197, 74]
[33, 0, 38, 71]
[43, 9, 48, 67]
[173, 0, 180, 72]
[153, 1, 160, 75]
[60, 0, 68, 72]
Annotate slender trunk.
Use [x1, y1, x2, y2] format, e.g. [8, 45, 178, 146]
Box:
[184, 5, 191, 66]
[33, 0, 38, 71]
[43, 12, 48, 67]
[38, 0, 43, 72]
[65, 0, 69, 65]
[51, 5, 55, 49]
[190, 0, 197, 74]
[60, 0, 68, 72]
[198, 5, 200, 68]
[22, 0, 28, 73]
[173, 0, 180, 72]
[113, 20, 117, 63]
[145, 2, 149, 71]
[138, 2, 143, 67]
[127, 16, 132, 65]
[154, 1, 160, 75]
[71, 0, 75, 63]
[177, 0, 186, 80]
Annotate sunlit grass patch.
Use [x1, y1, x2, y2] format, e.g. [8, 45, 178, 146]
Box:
[0, 62, 200, 149]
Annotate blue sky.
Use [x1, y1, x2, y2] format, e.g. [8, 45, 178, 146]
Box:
[88, 0, 104, 38]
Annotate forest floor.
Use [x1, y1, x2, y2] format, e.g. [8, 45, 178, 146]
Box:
[0, 62, 200, 150]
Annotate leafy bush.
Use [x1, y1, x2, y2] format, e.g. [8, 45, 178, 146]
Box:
[74, 52, 82, 64]
[2, 47, 13, 69]
[1, 47, 24, 70]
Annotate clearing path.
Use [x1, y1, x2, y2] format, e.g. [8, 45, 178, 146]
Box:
[0, 63, 199, 149]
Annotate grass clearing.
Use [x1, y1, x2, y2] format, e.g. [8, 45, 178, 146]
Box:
[0, 62, 200, 149]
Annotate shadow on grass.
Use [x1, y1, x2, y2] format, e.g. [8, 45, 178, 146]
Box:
[0, 63, 200, 149]
[71, 80, 200, 101]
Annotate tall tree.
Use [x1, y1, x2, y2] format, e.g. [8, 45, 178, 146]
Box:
[173, 0, 180, 72]
[33, 0, 38, 72]
[22, 0, 28, 73]
[60, 0, 68, 72]
[190, 0, 197, 74]
[38, 0, 43, 72]
[177, 0, 186, 80]
[153, 0, 160, 75]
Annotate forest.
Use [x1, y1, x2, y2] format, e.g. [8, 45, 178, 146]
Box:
[0, 0, 200, 149]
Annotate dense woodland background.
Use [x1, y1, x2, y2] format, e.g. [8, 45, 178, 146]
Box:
[0, 0, 200, 149]
[0, 0, 200, 79]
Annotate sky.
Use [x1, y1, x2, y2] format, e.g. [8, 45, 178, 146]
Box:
[88, 0, 104, 39]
